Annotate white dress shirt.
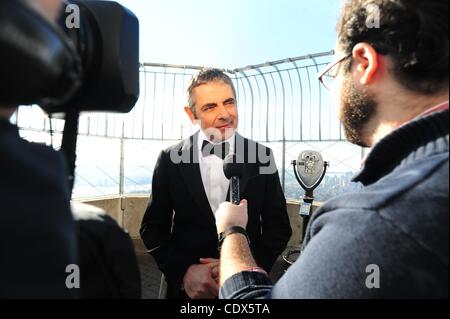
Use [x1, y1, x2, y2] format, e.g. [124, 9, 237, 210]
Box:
[198, 130, 235, 215]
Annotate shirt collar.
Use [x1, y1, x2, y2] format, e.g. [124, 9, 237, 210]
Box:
[418, 101, 449, 118]
[397, 101, 449, 131]
[198, 129, 236, 152]
[353, 109, 449, 186]
[359, 101, 450, 168]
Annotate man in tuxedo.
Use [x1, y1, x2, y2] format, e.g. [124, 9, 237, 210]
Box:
[140, 68, 292, 299]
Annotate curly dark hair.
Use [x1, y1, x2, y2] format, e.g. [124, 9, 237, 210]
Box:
[337, 0, 449, 94]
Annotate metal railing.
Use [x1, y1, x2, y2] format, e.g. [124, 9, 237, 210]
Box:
[16, 50, 365, 200]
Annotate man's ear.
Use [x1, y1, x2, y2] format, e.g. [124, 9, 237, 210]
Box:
[352, 43, 379, 86]
[184, 106, 197, 124]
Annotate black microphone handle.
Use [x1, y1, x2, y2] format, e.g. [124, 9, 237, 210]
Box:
[231, 176, 240, 205]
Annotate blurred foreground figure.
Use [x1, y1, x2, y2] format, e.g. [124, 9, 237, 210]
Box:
[72, 203, 141, 299]
[0, 0, 141, 299]
[0, 0, 77, 299]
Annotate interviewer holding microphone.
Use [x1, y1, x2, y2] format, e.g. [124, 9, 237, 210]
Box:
[216, 0, 449, 299]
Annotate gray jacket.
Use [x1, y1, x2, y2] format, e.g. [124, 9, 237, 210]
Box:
[220, 108, 449, 299]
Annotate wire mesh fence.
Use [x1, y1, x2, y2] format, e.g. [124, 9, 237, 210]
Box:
[15, 50, 365, 201]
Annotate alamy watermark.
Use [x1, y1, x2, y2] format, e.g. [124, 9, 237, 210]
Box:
[169, 126, 278, 175]
[365, 264, 381, 289]
[65, 4, 80, 29]
[65, 264, 80, 289]
[366, 4, 381, 29]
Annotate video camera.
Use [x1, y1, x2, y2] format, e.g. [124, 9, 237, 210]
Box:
[0, 0, 140, 113]
[0, 0, 140, 192]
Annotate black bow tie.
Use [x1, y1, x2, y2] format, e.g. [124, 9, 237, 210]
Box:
[202, 140, 230, 160]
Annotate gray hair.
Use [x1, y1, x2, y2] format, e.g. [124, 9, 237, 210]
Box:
[187, 68, 237, 114]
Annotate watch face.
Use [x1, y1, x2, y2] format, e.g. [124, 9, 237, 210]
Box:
[218, 227, 249, 249]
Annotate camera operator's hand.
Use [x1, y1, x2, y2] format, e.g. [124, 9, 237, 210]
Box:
[215, 200, 248, 234]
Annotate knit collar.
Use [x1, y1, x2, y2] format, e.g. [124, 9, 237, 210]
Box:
[353, 109, 449, 186]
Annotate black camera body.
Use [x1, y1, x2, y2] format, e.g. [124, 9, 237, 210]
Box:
[0, 0, 140, 114]
[0, 0, 140, 193]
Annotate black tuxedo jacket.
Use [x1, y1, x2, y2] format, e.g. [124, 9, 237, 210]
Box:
[140, 132, 292, 296]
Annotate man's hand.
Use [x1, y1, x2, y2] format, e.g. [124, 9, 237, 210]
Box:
[200, 258, 220, 283]
[215, 200, 248, 234]
[183, 259, 220, 299]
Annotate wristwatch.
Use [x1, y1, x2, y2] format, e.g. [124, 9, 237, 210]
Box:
[218, 226, 250, 250]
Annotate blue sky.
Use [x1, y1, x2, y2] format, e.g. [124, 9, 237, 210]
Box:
[115, 0, 343, 68]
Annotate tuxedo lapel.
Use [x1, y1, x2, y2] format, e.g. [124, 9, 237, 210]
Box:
[178, 132, 216, 226]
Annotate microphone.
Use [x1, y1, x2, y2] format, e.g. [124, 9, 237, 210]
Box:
[223, 154, 245, 205]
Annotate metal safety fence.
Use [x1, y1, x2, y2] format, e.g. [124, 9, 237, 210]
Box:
[15, 50, 365, 201]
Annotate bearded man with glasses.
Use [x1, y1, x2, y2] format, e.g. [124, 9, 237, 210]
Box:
[216, 0, 449, 299]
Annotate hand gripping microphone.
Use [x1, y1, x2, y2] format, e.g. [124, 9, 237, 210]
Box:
[223, 154, 245, 205]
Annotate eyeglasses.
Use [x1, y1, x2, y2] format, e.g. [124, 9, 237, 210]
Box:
[318, 54, 352, 90]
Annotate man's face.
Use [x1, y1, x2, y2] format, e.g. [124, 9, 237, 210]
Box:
[331, 48, 377, 148]
[187, 81, 239, 142]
